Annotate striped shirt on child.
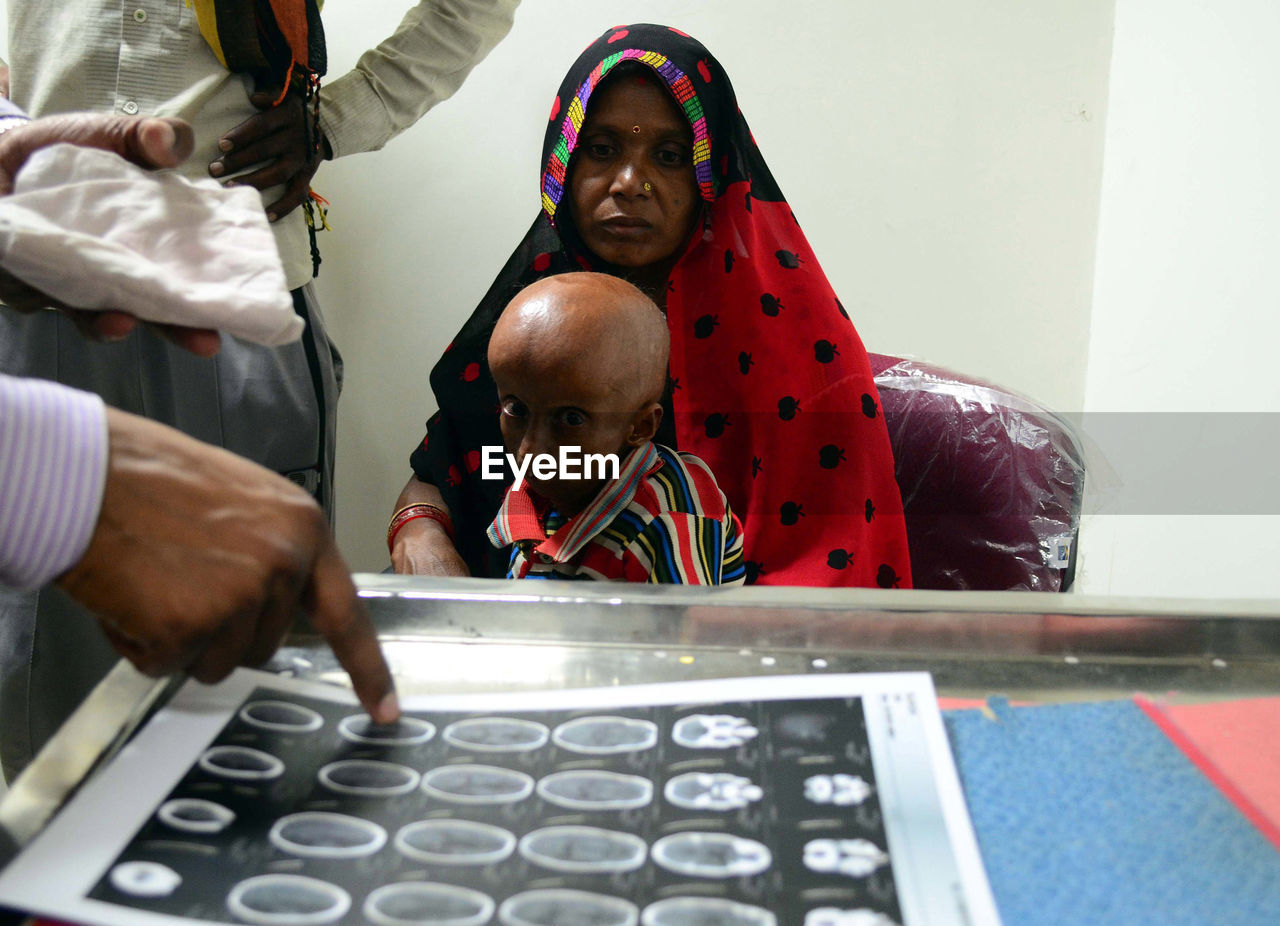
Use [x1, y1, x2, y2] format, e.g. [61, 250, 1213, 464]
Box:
[487, 443, 745, 585]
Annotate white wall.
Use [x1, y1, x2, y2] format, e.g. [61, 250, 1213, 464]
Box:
[314, 0, 1116, 572]
[1, 2, 1143, 588]
[1074, 0, 1280, 597]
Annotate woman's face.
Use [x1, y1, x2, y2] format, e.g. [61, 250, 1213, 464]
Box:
[567, 72, 702, 271]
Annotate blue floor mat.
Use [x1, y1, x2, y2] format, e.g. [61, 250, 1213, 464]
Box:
[944, 698, 1280, 926]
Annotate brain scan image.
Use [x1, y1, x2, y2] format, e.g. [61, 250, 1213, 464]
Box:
[664, 772, 764, 812]
[650, 832, 772, 878]
[443, 717, 550, 752]
[671, 715, 759, 750]
[108, 862, 181, 898]
[268, 812, 387, 859]
[225, 874, 350, 925]
[498, 888, 639, 926]
[198, 746, 284, 781]
[421, 764, 535, 805]
[804, 909, 900, 926]
[317, 759, 420, 797]
[337, 713, 436, 746]
[394, 819, 517, 866]
[156, 798, 235, 835]
[239, 700, 324, 734]
[363, 881, 495, 926]
[804, 774, 875, 806]
[518, 826, 648, 874]
[641, 896, 778, 926]
[774, 712, 836, 745]
[551, 716, 659, 754]
[536, 770, 654, 811]
[803, 839, 891, 879]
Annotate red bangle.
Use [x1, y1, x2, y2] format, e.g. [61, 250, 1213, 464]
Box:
[387, 503, 454, 554]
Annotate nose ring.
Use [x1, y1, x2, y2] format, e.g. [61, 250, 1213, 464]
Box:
[642, 181, 653, 192]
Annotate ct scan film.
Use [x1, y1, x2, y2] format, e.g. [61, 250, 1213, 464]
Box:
[0, 671, 998, 926]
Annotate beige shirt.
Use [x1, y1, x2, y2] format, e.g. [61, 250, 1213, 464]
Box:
[4, 0, 518, 289]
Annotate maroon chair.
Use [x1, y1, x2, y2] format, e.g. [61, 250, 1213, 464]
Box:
[869, 353, 1085, 591]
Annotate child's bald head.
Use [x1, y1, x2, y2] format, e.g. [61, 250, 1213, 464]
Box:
[487, 273, 670, 514]
[489, 273, 669, 409]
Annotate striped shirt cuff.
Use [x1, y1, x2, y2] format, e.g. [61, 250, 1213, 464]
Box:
[0, 374, 109, 589]
[0, 97, 31, 133]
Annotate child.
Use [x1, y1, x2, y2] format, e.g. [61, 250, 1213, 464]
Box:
[485, 273, 745, 584]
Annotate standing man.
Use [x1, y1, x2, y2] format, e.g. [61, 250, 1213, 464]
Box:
[0, 0, 519, 780]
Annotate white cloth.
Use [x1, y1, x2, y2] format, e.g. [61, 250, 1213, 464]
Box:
[0, 144, 300, 345]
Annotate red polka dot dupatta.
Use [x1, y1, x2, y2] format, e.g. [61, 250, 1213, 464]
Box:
[413, 24, 911, 588]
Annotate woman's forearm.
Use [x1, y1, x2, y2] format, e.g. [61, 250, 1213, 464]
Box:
[388, 475, 469, 576]
[394, 473, 450, 515]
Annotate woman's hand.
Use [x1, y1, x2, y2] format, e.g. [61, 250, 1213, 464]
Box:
[390, 519, 469, 576]
[388, 474, 469, 576]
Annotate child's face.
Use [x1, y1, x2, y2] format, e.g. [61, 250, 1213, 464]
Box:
[491, 348, 656, 515]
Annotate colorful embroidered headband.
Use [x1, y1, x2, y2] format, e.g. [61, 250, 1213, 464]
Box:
[542, 49, 714, 222]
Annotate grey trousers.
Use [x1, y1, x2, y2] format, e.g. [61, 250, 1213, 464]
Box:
[0, 283, 341, 782]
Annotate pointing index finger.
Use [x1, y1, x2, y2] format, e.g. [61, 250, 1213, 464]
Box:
[305, 537, 400, 724]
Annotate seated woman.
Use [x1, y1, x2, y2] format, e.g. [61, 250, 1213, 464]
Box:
[391, 23, 911, 589]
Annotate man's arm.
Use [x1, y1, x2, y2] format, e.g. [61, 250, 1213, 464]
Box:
[0, 374, 399, 722]
[317, 0, 520, 158]
[0, 108, 398, 718]
[0, 374, 108, 590]
[211, 0, 520, 219]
